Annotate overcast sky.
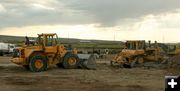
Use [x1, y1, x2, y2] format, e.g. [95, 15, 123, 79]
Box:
[0, 0, 180, 43]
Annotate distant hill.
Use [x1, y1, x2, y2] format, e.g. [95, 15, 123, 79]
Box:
[0, 35, 123, 45]
[0, 35, 26, 42]
[2, 35, 180, 49]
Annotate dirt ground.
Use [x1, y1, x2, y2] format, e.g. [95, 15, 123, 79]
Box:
[0, 56, 179, 91]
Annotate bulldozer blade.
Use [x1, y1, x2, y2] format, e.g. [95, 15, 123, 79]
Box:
[167, 54, 180, 69]
[77, 54, 96, 70]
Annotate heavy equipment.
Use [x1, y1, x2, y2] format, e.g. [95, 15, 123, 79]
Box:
[110, 40, 163, 68]
[11, 33, 96, 72]
[160, 44, 180, 67]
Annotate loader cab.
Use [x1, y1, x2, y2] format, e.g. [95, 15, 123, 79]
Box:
[38, 33, 59, 47]
[37, 33, 59, 53]
[167, 44, 180, 55]
[125, 41, 145, 50]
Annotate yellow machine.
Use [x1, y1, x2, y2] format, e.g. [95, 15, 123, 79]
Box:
[110, 40, 163, 67]
[166, 44, 180, 56]
[11, 33, 96, 72]
[165, 44, 180, 66]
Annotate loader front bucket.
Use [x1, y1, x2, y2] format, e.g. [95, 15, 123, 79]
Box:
[77, 54, 96, 70]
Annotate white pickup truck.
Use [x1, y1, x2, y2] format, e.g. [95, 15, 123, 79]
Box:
[0, 42, 16, 56]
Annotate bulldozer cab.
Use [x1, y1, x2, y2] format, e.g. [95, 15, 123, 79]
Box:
[167, 44, 180, 55]
[167, 45, 176, 53]
[125, 40, 146, 50]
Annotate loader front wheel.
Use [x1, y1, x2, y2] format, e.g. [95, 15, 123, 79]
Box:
[63, 53, 79, 69]
[29, 55, 48, 72]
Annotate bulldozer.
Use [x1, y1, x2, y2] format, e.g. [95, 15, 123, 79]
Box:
[11, 33, 96, 72]
[110, 40, 163, 68]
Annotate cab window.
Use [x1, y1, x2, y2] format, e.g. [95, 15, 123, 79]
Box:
[126, 42, 136, 50]
[46, 35, 53, 46]
[39, 35, 44, 45]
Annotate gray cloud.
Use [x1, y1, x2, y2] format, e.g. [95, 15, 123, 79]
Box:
[61, 0, 180, 27]
[0, 0, 180, 28]
[0, 0, 94, 28]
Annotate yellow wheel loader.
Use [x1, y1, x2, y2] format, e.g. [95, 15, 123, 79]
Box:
[110, 40, 163, 68]
[11, 33, 96, 72]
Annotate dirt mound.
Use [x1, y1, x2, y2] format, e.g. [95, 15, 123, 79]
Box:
[169, 54, 180, 64]
[168, 54, 180, 69]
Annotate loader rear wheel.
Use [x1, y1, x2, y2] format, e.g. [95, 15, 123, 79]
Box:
[63, 53, 79, 69]
[29, 55, 48, 72]
[68, 58, 77, 65]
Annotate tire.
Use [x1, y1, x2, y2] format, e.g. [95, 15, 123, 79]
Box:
[29, 55, 48, 72]
[62, 53, 79, 69]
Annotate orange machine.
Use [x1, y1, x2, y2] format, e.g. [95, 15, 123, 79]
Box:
[11, 33, 96, 72]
